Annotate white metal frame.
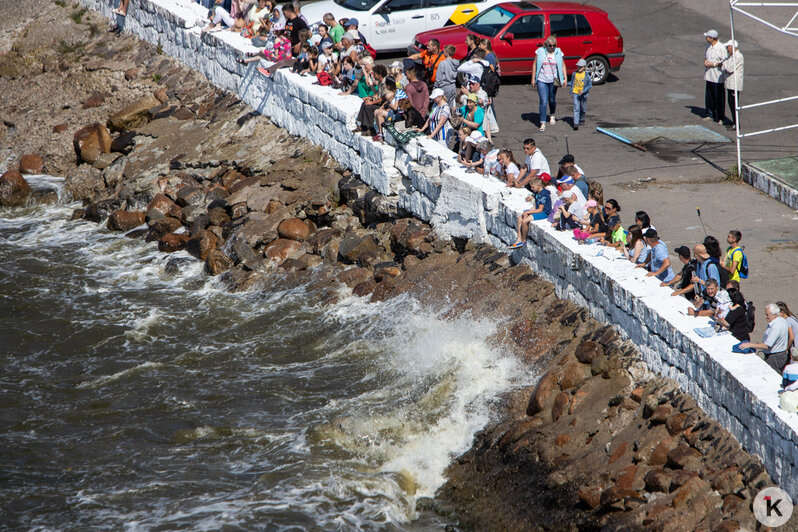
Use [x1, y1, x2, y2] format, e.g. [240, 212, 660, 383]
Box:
[728, 0, 798, 172]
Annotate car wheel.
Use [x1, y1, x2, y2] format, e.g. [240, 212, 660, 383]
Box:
[585, 55, 610, 84]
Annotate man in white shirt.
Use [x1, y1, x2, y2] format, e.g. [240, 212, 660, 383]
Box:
[703, 29, 728, 125]
[721, 40, 744, 130]
[516, 138, 550, 188]
[740, 303, 791, 373]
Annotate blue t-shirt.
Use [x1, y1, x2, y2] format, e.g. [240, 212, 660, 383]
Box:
[649, 241, 675, 282]
[535, 188, 552, 215]
[694, 258, 720, 295]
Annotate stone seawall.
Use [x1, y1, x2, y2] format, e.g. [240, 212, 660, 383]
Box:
[81, 0, 798, 497]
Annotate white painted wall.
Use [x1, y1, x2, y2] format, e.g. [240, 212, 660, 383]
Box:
[82, 0, 798, 498]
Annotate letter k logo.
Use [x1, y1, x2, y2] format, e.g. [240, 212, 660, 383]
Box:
[765, 496, 783, 517]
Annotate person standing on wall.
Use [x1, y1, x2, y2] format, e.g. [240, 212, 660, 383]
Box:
[702, 29, 728, 125]
[532, 36, 566, 132]
[721, 40, 744, 130]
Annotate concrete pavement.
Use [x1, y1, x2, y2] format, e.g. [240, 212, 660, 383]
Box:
[487, 0, 798, 333]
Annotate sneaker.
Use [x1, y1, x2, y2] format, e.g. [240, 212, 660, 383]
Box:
[573, 125, 579, 131]
[702, 115, 713, 121]
[372, 133, 384, 142]
[509, 241, 526, 249]
[549, 116, 556, 125]
[718, 120, 724, 125]
[539, 123, 546, 132]
[257, 66, 271, 77]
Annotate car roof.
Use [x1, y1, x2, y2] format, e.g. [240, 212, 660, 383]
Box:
[498, 1, 607, 15]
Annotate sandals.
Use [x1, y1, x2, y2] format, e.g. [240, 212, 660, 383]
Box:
[509, 241, 526, 249]
[245, 52, 260, 58]
[235, 58, 246, 64]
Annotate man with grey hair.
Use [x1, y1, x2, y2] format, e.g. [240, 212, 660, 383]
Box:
[702, 29, 728, 124]
[740, 303, 791, 373]
[721, 40, 744, 130]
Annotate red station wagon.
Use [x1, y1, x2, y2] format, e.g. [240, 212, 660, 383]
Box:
[413, 1, 624, 83]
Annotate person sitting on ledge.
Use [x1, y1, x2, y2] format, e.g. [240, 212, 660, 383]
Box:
[687, 278, 730, 318]
[636, 228, 675, 283]
[739, 303, 791, 373]
[716, 288, 750, 342]
[236, 27, 292, 71]
[624, 225, 646, 264]
[510, 177, 552, 249]
[780, 347, 798, 392]
[553, 189, 583, 231]
[204, 0, 236, 32]
[600, 214, 626, 251]
[663, 245, 697, 299]
[572, 199, 606, 242]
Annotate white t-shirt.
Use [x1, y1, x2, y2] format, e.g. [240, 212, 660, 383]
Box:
[484, 149, 500, 176]
[538, 53, 557, 83]
[503, 162, 520, 181]
[567, 200, 584, 220]
[318, 52, 337, 72]
[457, 59, 487, 81]
[570, 185, 587, 211]
[525, 149, 550, 177]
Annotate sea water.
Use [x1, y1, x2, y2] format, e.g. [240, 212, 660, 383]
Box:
[0, 180, 529, 530]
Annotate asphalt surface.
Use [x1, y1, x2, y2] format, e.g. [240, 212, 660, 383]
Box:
[480, 0, 798, 332]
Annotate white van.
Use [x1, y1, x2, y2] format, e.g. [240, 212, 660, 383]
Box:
[300, 0, 505, 52]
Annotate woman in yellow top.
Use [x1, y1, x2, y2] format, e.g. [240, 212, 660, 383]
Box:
[568, 58, 592, 131]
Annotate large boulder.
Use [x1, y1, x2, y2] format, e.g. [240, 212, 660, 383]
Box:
[264, 238, 303, 262]
[147, 193, 181, 218]
[338, 232, 381, 267]
[107, 95, 162, 131]
[205, 249, 233, 276]
[186, 229, 218, 261]
[107, 210, 146, 231]
[277, 218, 312, 242]
[0, 170, 32, 207]
[73, 123, 112, 164]
[18, 155, 44, 175]
[158, 233, 190, 253]
[84, 199, 124, 223]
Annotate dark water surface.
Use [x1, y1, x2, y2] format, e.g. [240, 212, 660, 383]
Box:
[0, 178, 525, 530]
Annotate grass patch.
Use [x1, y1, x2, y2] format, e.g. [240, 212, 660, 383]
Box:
[151, 73, 162, 82]
[57, 39, 86, 55]
[54, 0, 67, 6]
[156, 39, 163, 55]
[69, 7, 87, 24]
[88, 23, 101, 37]
[725, 164, 742, 183]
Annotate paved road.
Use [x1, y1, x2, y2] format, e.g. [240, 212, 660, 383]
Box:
[483, 0, 798, 332]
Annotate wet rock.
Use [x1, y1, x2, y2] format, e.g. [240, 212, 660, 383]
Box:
[0, 170, 32, 207]
[146, 217, 183, 241]
[526, 370, 560, 416]
[337, 267, 372, 288]
[353, 280, 377, 297]
[338, 232, 380, 267]
[107, 95, 162, 131]
[264, 238, 302, 262]
[32, 189, 58, 205]
[84, 198, 123, 223]
[277, 218, 312, 242]
[147, 193, 180, 218]
[666, 445, 702, 470]
[125, 228, 148, 239]
[280, 258, 306, 271]
[240, 214, 282, 248]
[226, 235, 266, 271]
[644, 468, 672, 492]
[297, 253, 323, 269]
[175, 186, 205, 208]
[158, 233, 189, 253]
[164, 256, 193, 275]
[186, 229, 218, 261]
[73, 123, 112, 164]
[205, 249, 233, 276]
[107, 210, 145, 231]
[18, 155, 43, 175]
[374, 261, 401, 281]
[70, 208, 86, 220]
[574, 340, 603, 364]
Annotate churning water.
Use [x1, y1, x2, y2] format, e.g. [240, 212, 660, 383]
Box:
[0, 181, 527, 530]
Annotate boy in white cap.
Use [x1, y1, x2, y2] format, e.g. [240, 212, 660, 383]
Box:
[703, 29, 728, 124]
[568, 58, 592, 130]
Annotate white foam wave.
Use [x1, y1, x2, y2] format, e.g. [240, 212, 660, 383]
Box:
[77, 361, 164, 389]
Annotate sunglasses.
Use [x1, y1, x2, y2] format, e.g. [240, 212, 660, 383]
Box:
[546, 44, 556, 48]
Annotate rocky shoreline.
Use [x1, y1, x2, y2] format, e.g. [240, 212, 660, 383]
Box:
[1, 3, 794, 530]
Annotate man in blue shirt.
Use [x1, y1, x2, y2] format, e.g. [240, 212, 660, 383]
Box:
[637, 229, 675, 282]
[690, 244, 720, 298]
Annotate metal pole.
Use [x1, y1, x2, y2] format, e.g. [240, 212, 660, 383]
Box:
[730, 1, 742, 175]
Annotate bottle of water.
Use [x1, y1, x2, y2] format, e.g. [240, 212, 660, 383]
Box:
[585, 238, 597, 245]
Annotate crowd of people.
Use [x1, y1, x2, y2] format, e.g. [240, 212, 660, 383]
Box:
[114, 2, 793, 395]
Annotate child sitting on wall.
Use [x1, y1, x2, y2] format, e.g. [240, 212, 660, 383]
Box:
[510, 177, 552, 249]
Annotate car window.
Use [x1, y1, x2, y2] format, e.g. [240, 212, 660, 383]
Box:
[384, 0, 424, 11]
[464, 6, 515, 37]
[335, 0, 381, 12]
[549, 13, 592, 37]
[506, 14, 543, 39]
[428, 0, 484, 6]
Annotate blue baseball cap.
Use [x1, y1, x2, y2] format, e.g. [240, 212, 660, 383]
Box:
[346, 18, 359, 27]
